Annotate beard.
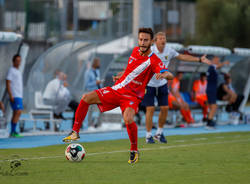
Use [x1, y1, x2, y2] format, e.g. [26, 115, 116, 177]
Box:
[139, 45, 150, 53]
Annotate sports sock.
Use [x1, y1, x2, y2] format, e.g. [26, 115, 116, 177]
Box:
[146, 131, 152, 138]
[180, 109, 190, 123]
[187, 110, 195, 123]
[126, 122, 138, 151]
[203, 105, 208, 119]
[156, 127, 163, 135]
[11, 122, 17, 133]
[72, 100, 89, 133]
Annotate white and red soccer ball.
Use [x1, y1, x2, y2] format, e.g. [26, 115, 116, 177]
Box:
[65, 143, 86, 162]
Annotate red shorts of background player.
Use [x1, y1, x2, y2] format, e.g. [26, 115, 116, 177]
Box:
[95, 87, 140, 114]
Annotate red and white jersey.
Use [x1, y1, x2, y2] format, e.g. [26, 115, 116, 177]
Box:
[111, 47, 168, 99]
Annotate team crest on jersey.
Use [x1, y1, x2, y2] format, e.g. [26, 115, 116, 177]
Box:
[102, 90, 109, 94]
[129, 58, 134, 64]
[165, 55, 168, 60]
[129, 101, 134, 105]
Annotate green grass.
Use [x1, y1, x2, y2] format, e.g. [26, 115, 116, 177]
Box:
[1, 132, 250, 184]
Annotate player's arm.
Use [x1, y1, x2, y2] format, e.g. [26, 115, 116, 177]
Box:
[215, 60, 230, 69]
[176, 54, 211, 65]
[6, 80, 14, 102]
[155, 71, 174, 80]
[0, 101, 5, 113]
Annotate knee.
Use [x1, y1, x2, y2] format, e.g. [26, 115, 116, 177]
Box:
[160, 106, 168, 113]
[81, 94, 90, 103]
[123, 114, 134, 125]
[146, 107, 155, 115]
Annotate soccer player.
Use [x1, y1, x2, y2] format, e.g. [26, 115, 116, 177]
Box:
[143, 32, 211, 144]
[192, 72, 208, 122]
[63, 28, 174, 164]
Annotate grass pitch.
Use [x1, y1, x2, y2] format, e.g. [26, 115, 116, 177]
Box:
[1, 131, 250, 184]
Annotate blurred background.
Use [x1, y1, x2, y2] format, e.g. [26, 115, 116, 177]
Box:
[0, 0, 250, 137]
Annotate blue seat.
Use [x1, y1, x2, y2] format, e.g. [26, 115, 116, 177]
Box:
[181, 92, 200, 108]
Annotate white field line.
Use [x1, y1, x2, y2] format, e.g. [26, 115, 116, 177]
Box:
[1, 138, 250, 162]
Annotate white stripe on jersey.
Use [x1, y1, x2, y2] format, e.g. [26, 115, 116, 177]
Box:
[112, 59, 151, 90]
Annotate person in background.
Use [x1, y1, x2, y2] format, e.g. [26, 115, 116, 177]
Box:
[0, 101, 5, 115]
[43, 71, 79, 125]
[217, 73, 244, 124]
[206, 56, 229, 129]
[143, 32, 211, 144]
[84, 58, 103, 128]
[168, 72, 195, 125]
[43, 71, 69, 119]
[6, 54, 23, 137]
[192, 72, 208, 123]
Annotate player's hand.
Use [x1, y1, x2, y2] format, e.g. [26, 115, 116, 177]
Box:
[156, 71, 173, 80]
[10, 96, 14, 103]
[201, 55, 211, 65]
[96, 80, 101, 85]
[112, 75, 120, 82]
[112, 71, 124, 82]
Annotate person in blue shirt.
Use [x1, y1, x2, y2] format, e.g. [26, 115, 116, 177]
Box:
[206, 56, 229, 129]
[84, 58, 103, 128]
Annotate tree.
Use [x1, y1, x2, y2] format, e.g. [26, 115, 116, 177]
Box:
[194, 0, 250, 48]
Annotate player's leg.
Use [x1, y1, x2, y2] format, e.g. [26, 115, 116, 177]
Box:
[123, 107, 139, 164]
[197, 95, 208, 121]
[154, 84, 168, 143]
[10, 98, 23, 137]
[63, 91, 101, 142]
[145, 106, 155, 143]
[10, 110, 22, 137]
[206, 91, 217, 129]
[144, 86, 156, 143]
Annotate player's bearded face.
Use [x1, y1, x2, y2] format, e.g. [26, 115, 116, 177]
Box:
[138, 33, 152, 53]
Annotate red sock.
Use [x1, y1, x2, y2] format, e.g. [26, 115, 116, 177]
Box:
[126, 122, 138, 151]
[180, 109, 190, 123]
[187, 110, 194, 123]
[72, 100, 89, 133]
[203, 105, 208, 118]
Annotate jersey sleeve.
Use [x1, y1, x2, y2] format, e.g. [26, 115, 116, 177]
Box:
[151, 55, 168, 74]
[168, 47, 179, 60]
[6, 68, 13, 81]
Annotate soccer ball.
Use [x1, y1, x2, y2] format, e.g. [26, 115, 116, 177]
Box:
[65, 143, 86, 162]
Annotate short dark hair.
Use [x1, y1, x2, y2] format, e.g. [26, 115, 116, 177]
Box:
[200, 72, 207, 78]
[138, 27, 154, 39]
[224, 73, 231, 80]
[12, 54, 21, 62]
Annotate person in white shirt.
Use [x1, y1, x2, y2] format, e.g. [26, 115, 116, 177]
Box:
[43, 71, 79, 126]
[143, 32, 211, 144]
[6, 54, 23, 137]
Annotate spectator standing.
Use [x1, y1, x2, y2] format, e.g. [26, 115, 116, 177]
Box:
[84, 58, 103, 128]
[6, 54, 23, 137]
[206, 56, 229, 129]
